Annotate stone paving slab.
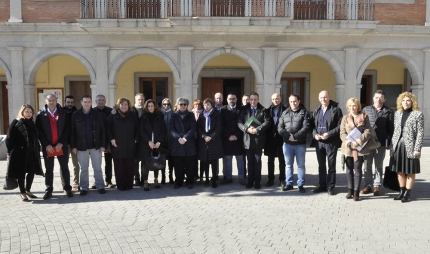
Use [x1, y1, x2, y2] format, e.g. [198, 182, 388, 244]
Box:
[1, 147, 430, 253]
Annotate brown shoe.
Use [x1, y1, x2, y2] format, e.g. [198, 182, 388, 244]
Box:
[360, 185, 372, 194]
[373, 187, 380, 196]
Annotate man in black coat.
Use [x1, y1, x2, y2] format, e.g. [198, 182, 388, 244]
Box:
[238, 92, 271, 189]
[70, 95, 106, 196]
[310, 90, 343, 195]
[36, 94, 73, 199]
[264, 93, 287, 187]
[361, 90, 394, 196]
[61, 95, 80, 191]
[94, 94, 116, 189]
[278, 94, 311, 193]
[131, 93, 145, 186]
[221, 93, 245, 185]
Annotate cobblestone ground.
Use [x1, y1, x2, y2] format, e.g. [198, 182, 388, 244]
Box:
[1, 147, 429, 253]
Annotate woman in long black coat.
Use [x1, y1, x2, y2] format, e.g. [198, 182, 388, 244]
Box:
[197, 98, 224, 188]
[6, 104, 44, 201]
[138, 99, 167, 191]
[107, 98, 139, 191]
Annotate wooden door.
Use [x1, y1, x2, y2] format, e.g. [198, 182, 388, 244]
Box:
[69, 81, 91, 109]
[1, 81, 8, 133]
[201, 78, 223, 100]
[361, 75, 372, 107]
[280, 77, 305, 107]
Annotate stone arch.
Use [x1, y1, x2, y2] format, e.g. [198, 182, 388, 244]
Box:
[192, 48, 264, 85]
[275, 49, 345, 85]
[357, 50, 423, 85]
[108, 48, 180, 85]
[0, 58, 12, 84]
[25, 48, 96, 85]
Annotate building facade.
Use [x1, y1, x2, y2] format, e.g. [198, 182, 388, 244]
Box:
[0, 0, 430, 142]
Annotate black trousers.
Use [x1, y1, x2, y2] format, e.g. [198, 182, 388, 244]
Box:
[246, 149, 262, 186]
[104, 152, 113, 184]
[267, 145, 286, 182]
[200, 159, 218, 181]
[43, 146, 71, 192]
[345, 156, 364, 191]
[315, 141, 337, 188]
[18, 173, 35, 193]
[173, 155, 195, 186]
[113, 158, 135, 190]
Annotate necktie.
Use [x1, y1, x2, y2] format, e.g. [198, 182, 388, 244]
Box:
[251, 108, 256, 116]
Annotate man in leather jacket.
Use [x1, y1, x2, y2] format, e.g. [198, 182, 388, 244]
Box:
[361, 90, 394, 196]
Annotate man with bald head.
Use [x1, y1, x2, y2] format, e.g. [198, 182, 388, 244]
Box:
[214, 92, 224, 111]
[310, 90, 343, 195]
[264, 93, 287, 187]
[36, 94, 73, 199]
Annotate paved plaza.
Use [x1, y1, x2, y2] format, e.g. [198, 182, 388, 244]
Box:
[1, 147, 430, 253]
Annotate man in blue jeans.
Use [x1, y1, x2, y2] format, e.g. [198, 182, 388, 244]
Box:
[278, 94, 311, 193]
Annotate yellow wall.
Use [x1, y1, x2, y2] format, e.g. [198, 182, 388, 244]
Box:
[366, 56, 405, 85]
[0, 67, 5, 76]
[284, 56, 336, 110]
[35, 55, 89, 87]
[116, 55, 173, 100]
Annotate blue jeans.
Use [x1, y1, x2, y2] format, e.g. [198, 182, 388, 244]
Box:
[224, 155, 245, 180]
[77, 149, 104, 191]
[283, 143, 306, 187]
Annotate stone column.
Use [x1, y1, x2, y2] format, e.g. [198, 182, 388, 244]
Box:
[7, 47, 25, 120]
[344, 47, 360, 103]
[419, 48, 430, 140]
[95, 46, 111, 104]
[426, 0, 430, 26]
[334, 84, 346, 111]
[179, 47, 193, 100]
[9, 0, 23, 23]
[262, 47, 277, 108]
[90, 84, 97, 107]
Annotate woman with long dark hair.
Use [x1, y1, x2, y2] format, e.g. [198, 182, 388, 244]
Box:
[139, 99, 167, 191]
[6, 104, 44, 201]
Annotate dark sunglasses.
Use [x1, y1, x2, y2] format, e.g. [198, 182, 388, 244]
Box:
[179, 103, 188, 106]
[163, 103, 171, 106]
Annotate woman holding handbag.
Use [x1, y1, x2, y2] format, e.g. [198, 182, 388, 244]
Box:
[340, 98, 374, 201]
[107, 98, 139, 191]
[6, 104, 44, 201]
[138, 99, 167, 191]
[390, 92, 424, 203]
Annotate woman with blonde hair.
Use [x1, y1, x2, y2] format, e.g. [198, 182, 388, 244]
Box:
[6, 104, 44, 201]
[107, 98, 139, 191]
[390, 92, 423, 202]
[340, 98, 374, 201]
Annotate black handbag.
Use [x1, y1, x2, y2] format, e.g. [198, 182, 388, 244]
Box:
[145, 149, 166, 171]
[3, 174, 18, 190]
[383, 156, 400, 191]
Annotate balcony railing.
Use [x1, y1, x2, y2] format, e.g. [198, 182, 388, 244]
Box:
[80, 0, 374, 20]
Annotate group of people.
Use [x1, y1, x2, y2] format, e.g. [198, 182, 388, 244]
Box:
[5, 88, 423, 203]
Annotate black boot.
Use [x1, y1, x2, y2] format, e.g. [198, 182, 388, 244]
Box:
[345, 189, 353, 199]
[401, 189, 411, 203]
[353, 191, 360, 201]
[394, 187, 406, 200]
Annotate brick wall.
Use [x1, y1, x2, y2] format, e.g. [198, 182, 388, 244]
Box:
[22, 0, 80, 23]
[0, 0, 10, 23]
[375, 0, 426, 25]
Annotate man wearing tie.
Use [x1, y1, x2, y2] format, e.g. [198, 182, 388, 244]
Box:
[238, 92, 271, 189]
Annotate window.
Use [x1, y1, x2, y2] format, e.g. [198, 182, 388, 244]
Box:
[139, 78, 168, 106]
[281, 77, 305, 107]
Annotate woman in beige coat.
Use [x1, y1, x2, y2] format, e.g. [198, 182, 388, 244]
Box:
[340, 98, 374, 201]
